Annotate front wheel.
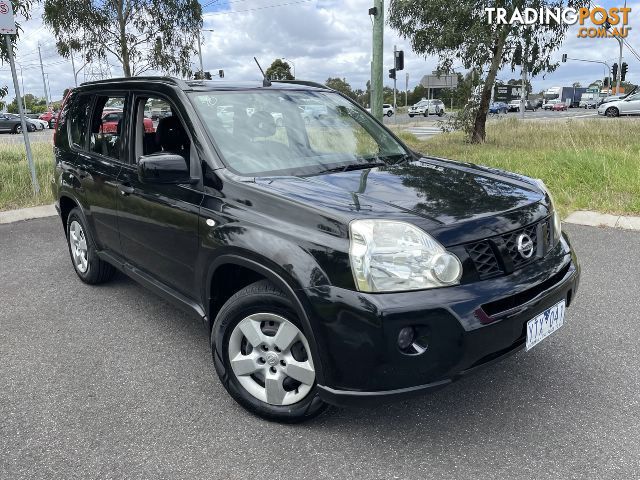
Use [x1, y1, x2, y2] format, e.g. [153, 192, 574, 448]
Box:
[423, 111, 428, 117]
[386, 110, 393, 117]
[438, 110, 444, 117]
[212, 280, 328, 423]
[13, 124, 21, 134]
[605, 107, 619, 117]
[408, 114, 414, 118]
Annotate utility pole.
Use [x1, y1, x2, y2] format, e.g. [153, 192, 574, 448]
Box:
[405, 72, 409, 107]
[392, 45, 397, 113]
[37, 43, 49, 109]
[520, 44, 527, 119]
[70, 53, 78, 87]
[197, 34, 204, 76]
[370, 0, 383, 121]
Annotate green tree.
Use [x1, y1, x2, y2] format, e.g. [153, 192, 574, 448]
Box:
[43, 0, 202, 77]
[389, 0, 587, 143]
[265, 59, 294, 81]
[325, 77, 356, 99]
[0, 1, 36, 102]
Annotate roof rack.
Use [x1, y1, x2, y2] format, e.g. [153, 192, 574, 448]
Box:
[271, 80, 330, 90]
[80, 76, 189, 89]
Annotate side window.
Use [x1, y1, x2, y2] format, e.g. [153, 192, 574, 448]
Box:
[68, 95, 92, 149]
[89, 96, 127, 160]
[134, 96, 190, 160]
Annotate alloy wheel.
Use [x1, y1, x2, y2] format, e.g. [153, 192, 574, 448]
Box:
[69, 220, 88, 273]
[228, 313, 316, 406]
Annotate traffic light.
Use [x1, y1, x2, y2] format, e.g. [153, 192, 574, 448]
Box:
[388, 68, 396, 80]
[394, 50, 404, 71]
[604, 77, 610, 88]
[204, 71, 212, 80]
[613, 63, 618, 80]
[561, 53, 567, 63]
[219, 69, 225, 78]
[621, 62, 628, 81]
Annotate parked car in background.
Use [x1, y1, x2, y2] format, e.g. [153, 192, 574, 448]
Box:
[53, 77, 580, 423]
[541, 100, 560, 110]
[21, 115, 48, 130]
[6, 114, 45, 130]
[579, 99, 599, 109]
[488, 102, 508, 114]
[100, 110, 154, 133]
[598, 92, 640, 117]
[408, 99, 445, 117]
[552, 103, 568, 111]
[0, 113, 36, 133]
[39, 111, 55, 122]
[382, 103, 394, 117]
[508, 100, 521, 112]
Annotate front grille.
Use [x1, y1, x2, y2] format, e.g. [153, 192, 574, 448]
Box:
[464, 218, 551, 280]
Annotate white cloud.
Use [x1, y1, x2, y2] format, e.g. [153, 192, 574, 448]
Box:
[1, 0, 638, 103]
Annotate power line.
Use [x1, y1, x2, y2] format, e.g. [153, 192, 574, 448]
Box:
[206, 0, 314, 15]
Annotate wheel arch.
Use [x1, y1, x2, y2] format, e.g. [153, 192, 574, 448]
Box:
[206, 254, 326, 384]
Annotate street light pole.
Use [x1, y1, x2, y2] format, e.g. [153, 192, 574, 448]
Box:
[196, 29, 215, 78]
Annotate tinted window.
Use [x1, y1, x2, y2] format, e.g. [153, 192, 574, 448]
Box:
[89, 96, 127, 160]
[68, 95, 92, 149]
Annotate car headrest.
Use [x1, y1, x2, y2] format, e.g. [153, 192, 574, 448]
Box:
[248, 111, 276, 138]
[156, 115, 189, 153]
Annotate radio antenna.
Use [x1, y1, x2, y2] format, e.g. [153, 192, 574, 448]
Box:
[254, 57, 271, 87]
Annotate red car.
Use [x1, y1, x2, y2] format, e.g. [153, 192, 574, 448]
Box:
[552, 103, 568, 111]
[101, 110, 154, 133]
[39, 111, 55, 122]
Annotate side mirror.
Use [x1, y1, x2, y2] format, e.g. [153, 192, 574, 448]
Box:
[138, 153, 191, 184]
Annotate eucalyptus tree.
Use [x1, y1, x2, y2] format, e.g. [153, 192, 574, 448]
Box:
[43, 0, 203, 77]
[266, 59, 294, 81]
[388, 0, 587, 143]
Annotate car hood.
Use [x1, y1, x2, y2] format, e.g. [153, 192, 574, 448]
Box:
[253, 157, 547, 245]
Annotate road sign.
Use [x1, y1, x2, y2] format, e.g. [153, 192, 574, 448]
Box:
[0, 0, 16, 34]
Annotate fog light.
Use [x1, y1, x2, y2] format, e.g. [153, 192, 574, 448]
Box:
[397, 326, 415, 350]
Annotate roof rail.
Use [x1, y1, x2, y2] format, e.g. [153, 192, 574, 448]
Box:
[80, 76, 189, 89]
[272, 80, 330, 89]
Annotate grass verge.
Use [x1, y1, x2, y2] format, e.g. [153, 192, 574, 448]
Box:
[0, 143, 54, 211]
[396, 117, 640, 216]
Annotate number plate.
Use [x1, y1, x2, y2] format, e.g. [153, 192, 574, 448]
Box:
[526, 300, 566, 351]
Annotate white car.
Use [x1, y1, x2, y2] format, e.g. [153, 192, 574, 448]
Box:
[365, 104, 395, 117]
[597, 92, 640, 117]
[408, 99, 445, 117]
[8, 114, 47, 130]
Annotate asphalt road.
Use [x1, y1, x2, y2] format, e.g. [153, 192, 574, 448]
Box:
[1, 218, 639, 479]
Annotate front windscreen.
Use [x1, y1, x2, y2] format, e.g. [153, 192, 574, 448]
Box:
[190, 90, 407, 176]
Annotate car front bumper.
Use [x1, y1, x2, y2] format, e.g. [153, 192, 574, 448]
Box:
[304, 233, 580, 407]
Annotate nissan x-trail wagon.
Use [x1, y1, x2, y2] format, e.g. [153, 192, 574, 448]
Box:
[53, 77, 580, 422]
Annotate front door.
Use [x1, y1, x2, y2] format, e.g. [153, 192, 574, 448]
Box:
[116, 93, 202, 299]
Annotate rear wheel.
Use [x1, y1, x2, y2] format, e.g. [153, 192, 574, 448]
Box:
[605, 107, 619, 117]
[386, 110, 393, 117]
[66, 208, 116, 284]
[12, 124, 21, 134]
[211, 280, 328, 423]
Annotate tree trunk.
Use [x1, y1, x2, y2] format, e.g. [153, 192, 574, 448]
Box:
[117, 0, 131, 77]
[470, 30, 508, 144]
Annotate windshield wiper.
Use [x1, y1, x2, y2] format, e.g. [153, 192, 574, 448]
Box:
[318, 161, 386, 174]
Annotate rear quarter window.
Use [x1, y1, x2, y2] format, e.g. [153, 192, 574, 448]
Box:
[67, 94, 92, 150]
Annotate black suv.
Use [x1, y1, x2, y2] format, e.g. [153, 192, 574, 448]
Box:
[53, 77, 580, 422]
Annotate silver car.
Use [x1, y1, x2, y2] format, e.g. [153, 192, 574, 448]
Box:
[408, 99, 445, 117]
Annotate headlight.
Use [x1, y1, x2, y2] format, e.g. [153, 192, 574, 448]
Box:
[534, 179, 561, 243]
[349, 220, 462, 293]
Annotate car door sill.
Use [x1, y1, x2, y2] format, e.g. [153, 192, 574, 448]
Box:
[97, 250, 207, 323]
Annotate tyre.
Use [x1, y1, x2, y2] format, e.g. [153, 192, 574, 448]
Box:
[408, 114, 414, 118]
[211, 280, 328, 423]
[386, 110, 393, 117]
[13, 124, 21, 134]
[438, 110, 444, 117]
[66, 208, 116, 284]
[605, 107, 619, 117]
[423, 111, 428, 117]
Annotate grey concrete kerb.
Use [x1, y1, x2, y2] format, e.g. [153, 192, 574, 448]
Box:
[1, 204, 640, 232]
[0, 204, 56, 224]
[564, 210, 640, 231]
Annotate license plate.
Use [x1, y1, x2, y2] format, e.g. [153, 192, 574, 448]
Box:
[526, 300, 566, 351]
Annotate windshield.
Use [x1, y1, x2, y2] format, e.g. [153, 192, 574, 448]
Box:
[190, 90, 407, 176]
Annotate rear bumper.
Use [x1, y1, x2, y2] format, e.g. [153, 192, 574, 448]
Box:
[305, 233, 580, 407]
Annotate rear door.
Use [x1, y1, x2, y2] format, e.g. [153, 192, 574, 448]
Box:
[620, 93, 640, 114]
[72, 93, 129, 254]
[116, 91, 203, 298]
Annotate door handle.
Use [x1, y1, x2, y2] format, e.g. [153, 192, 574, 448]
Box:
[119, 184, 135, 196]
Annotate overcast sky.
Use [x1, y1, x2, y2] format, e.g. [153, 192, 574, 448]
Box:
[1, 0, 638, 102]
